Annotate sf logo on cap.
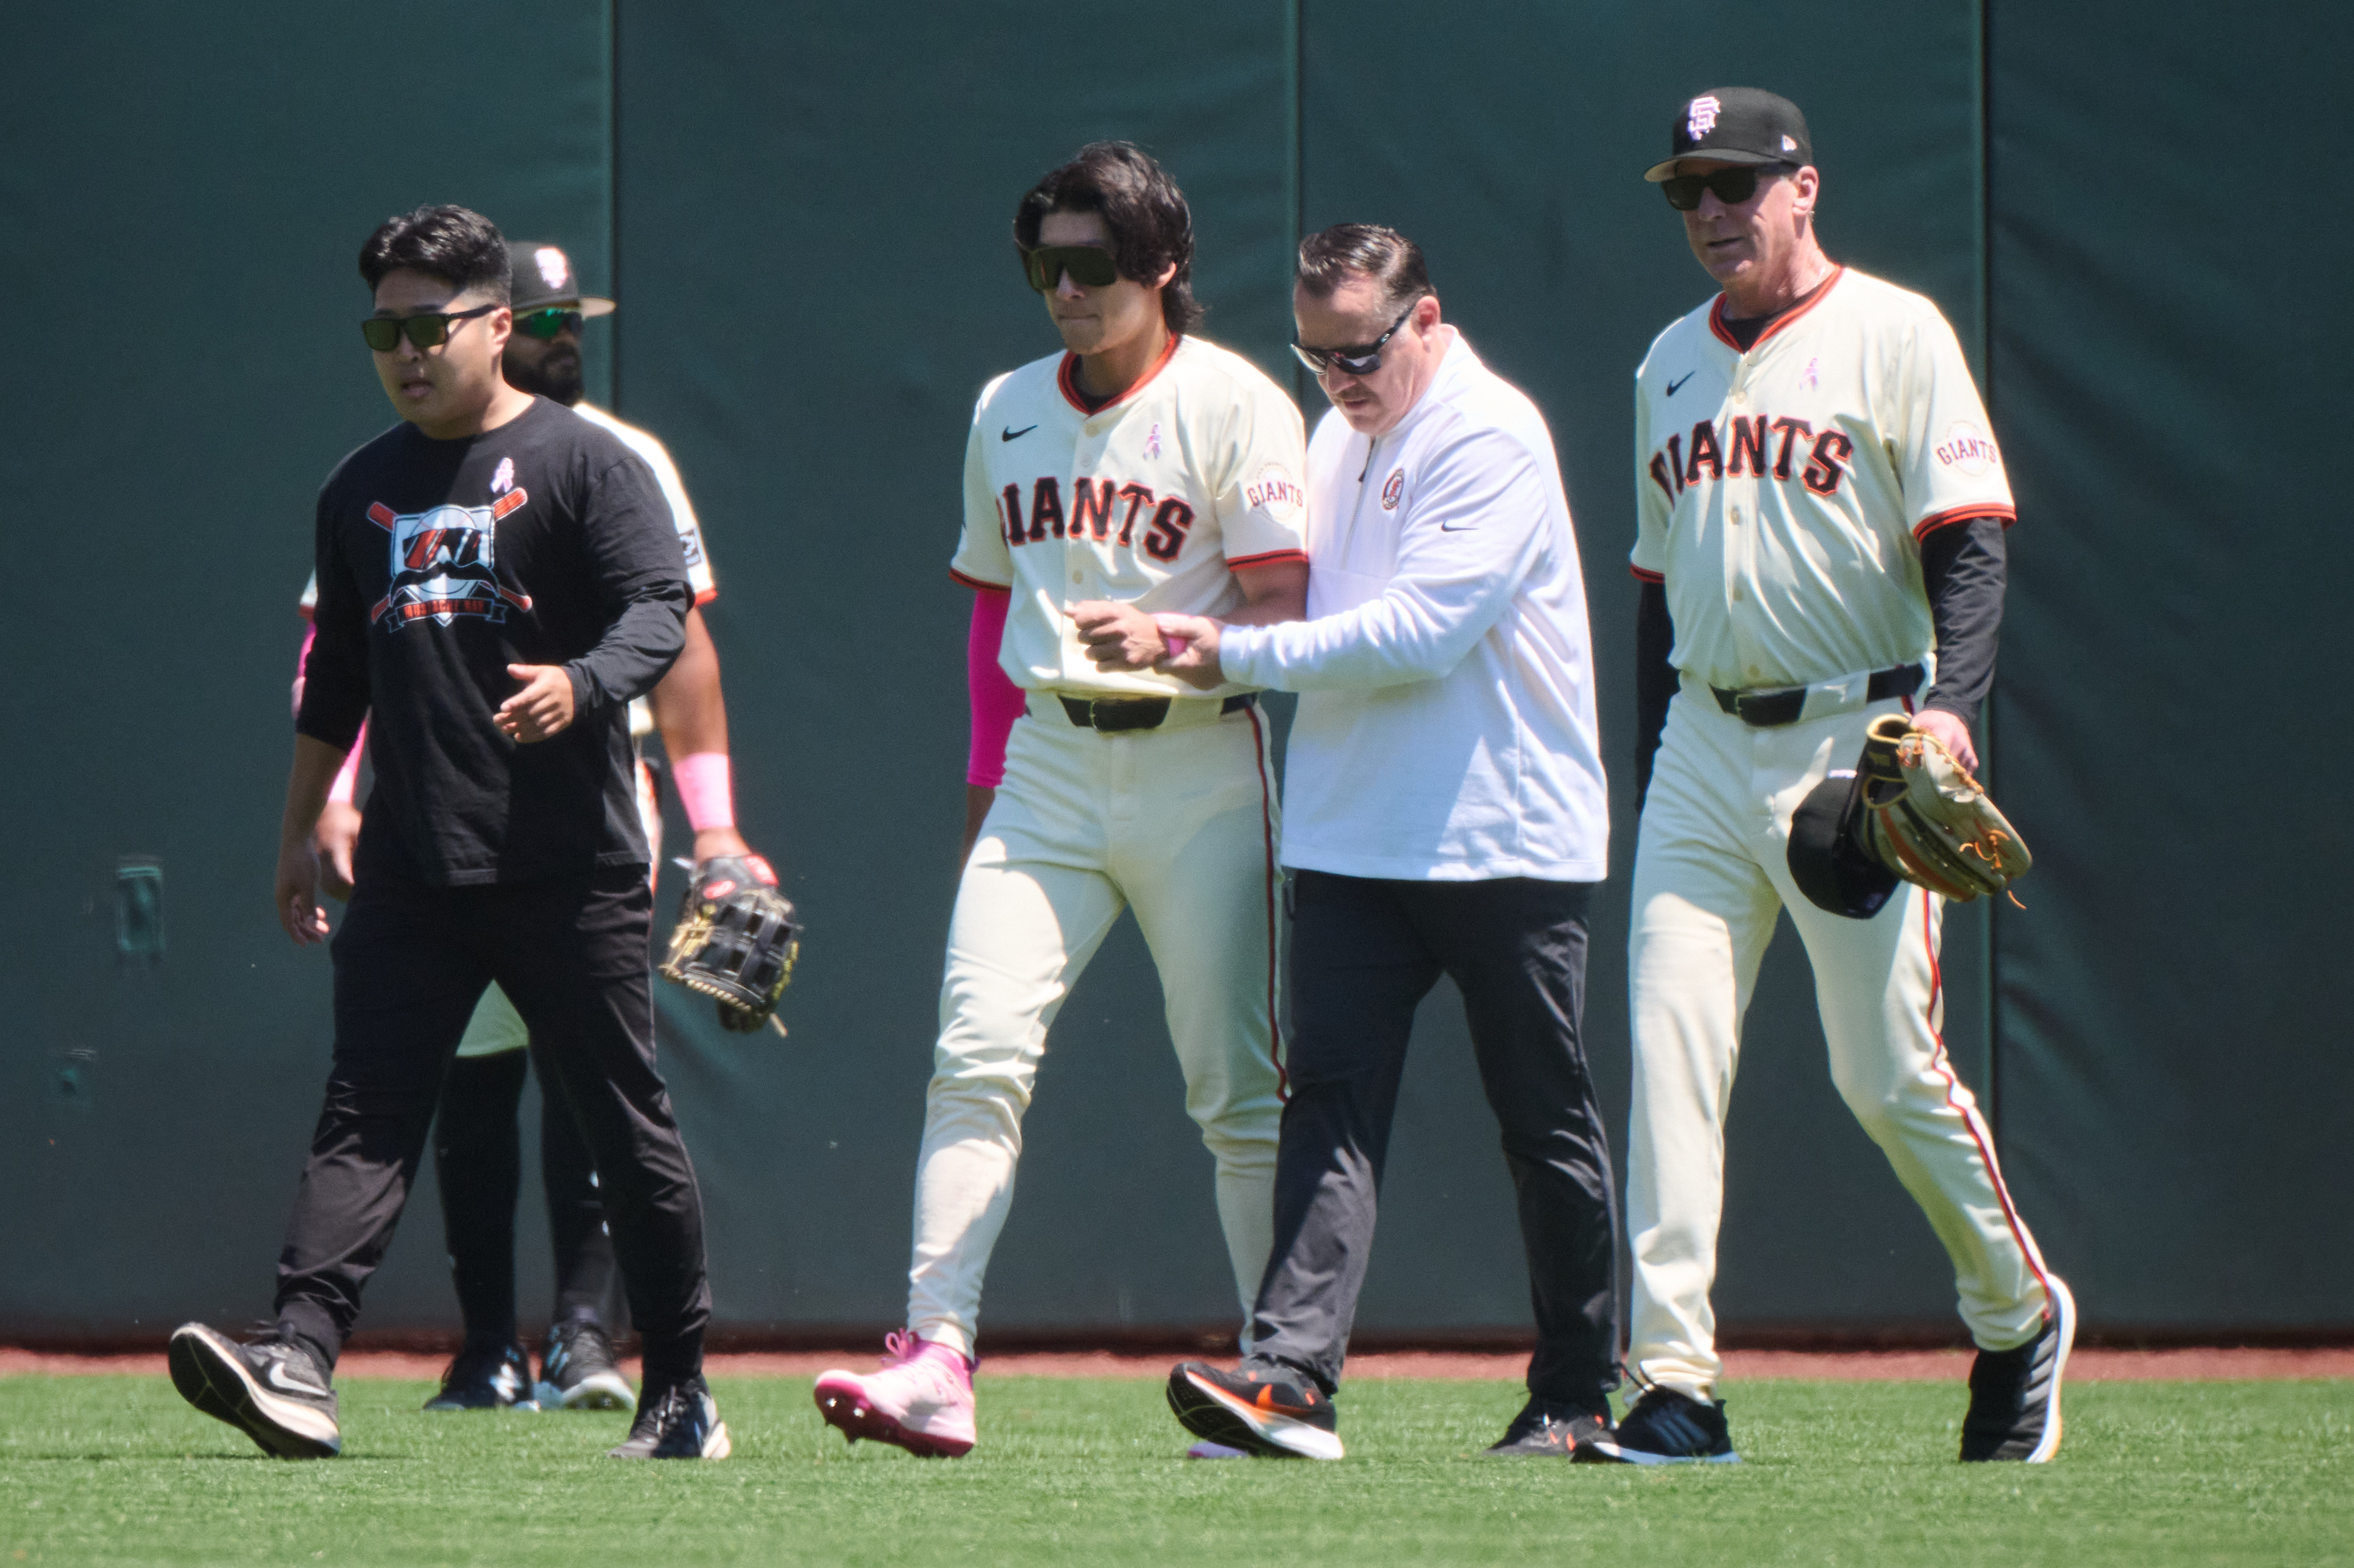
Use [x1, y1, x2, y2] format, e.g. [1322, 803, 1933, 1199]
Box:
[1687, 96, 1722, 139]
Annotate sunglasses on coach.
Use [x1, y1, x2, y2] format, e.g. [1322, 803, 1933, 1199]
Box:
[1022, 244, 1122, 293]
[513, 307, 586, 340]
[359, 303, 499, 352]
[1290, 301, 1418, 378]
[1660, 163, 1795, 212]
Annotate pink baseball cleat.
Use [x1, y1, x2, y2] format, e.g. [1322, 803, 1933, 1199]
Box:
[813, 1331, 977, 1457]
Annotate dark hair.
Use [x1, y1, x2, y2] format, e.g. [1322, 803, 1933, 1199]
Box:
[1296, 224, 1433, 317]
[358, 204, 511, 301]
[1014, 142, 1202, 335]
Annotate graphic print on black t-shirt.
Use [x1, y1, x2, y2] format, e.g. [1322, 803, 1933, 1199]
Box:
[368, 491, 534, 628]
[297, 397, 688, 888]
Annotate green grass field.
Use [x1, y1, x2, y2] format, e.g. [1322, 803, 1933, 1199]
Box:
[3, 1375, 2348, 1566]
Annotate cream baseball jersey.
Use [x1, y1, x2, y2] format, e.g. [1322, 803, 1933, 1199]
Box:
[1631, 267, 2014, 692]
[950, 334, 1307, 700]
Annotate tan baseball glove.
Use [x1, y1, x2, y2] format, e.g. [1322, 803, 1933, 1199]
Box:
[658, 854, 800, 1035]
[1853, 714, 2033, 903]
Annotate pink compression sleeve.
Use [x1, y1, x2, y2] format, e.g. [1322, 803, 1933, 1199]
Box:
[329, 722, 366, 804]
[966, 588, 1024, 788]
[296, 622, 367, 803]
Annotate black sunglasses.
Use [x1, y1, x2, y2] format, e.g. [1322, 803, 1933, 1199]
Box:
[361, 303, 499, 352]
[1660, 163, 1794, 212]
[1022, 244, 1121, 293]
[1291, 302, 1419, 378]
[514, 308, 586, 340]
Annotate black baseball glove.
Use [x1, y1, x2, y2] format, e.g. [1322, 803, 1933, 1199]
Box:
[658, 854, 800, 1035]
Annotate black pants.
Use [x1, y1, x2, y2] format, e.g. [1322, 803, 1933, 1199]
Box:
[1249, 871, 1620, 1407]
[431, 1049, 620, 1346]
[273, 867, 709, 1382]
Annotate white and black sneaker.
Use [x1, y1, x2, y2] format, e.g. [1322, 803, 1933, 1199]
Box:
[422, 1337, 538, 1411]
[536, 1320, 636, 1411]
[607, 1376, 730, 1460]
[1961, 1275, 2076, 1462]
[167, 1322, 341, 1459]
[1581, 1388, 1741, 1465]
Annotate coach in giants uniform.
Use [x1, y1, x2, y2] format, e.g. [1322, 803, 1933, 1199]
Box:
[813, 143, 1306, 1459]
[1142, 226, 1618, 1462]
[1597, 90, 2073, 1466]
[168, 206, 726, 1462]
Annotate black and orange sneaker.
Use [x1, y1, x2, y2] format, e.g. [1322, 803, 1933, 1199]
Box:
[1483, 1397, 1613, 1457]
[1166, 1359, 1343, 1460]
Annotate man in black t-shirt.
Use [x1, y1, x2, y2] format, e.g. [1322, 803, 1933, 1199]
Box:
[166, 205, 728, 1461]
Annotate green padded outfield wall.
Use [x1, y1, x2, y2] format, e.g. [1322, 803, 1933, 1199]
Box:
[1983, 0, 2354, 1330]
[4, 1, 2343, 1345]
[0, 1, 619, 1336]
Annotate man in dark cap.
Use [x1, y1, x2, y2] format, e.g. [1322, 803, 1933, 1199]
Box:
[1602, 88, 2073, 1465]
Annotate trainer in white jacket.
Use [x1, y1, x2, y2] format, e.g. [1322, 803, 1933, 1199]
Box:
[1127, 225, 1622, 1464]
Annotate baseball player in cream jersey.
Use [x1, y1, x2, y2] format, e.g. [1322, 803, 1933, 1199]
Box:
[814, 142, 1306, 1459]
[1598, 89, 2073, 1467]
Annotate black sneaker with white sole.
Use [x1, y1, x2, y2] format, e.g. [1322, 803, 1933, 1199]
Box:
[422, 1337, 537, 1411]
[167, 1322, 341, 1459]
[1166, 1360, 1343, 1460]
[1483, 1397, 1615, 1457]
[536, 1319, 636, 1411]
[607, 1376, 731, 1459]
[1961, 1275, 2076, 1462]
[1580, 1388, 1740, 1465]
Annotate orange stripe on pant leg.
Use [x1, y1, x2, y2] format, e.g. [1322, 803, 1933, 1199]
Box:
[1918, 886, 2055, 1303]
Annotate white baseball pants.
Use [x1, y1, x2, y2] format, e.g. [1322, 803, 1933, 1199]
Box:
[907, 695, 1287, 1357]
[1625, 687, 2055, 1400]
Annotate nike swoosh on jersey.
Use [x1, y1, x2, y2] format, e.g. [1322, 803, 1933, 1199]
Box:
[1666, 372, 1696, 396]
[1002, 424, 1038, 442]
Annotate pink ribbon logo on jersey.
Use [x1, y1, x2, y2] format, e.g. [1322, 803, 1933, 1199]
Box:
[364, 493, 534, 628]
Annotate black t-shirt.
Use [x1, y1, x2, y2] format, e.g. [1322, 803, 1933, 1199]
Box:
[298, 398, 689, 886]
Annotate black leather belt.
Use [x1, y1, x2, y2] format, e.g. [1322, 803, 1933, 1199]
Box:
[1711, 663, 1922, 727]
[1056, 693, 1256, 733]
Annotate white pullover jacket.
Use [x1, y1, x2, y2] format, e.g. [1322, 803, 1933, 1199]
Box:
[1221, 332, 1608, 881]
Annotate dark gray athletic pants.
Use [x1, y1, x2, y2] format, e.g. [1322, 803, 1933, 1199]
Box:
[273, 866, 708, 1382]
[1247, 870, 1620, 1407]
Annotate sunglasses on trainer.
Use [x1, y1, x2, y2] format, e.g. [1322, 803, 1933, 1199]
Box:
[1290, 301, 1420, 378]
[360, 303, 499, 352]
[513, 308, 586, 340]
[1660, 163, 1795, 212]
[1022, 244, 1122, 293]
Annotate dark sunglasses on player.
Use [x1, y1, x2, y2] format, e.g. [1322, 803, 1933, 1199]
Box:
[359, 303, 499, 352]
[513, 307, 586, 340]
[1022, 244, 1122, 293]
[1660, 163, 1794, 212]
[1290, 301, 1419, 378]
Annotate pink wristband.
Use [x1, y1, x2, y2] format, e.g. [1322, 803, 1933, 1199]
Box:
[673, 752, 735, 831]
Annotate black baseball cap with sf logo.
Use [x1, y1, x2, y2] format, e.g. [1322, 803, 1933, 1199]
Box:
[1643, 87, 1813, 182]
